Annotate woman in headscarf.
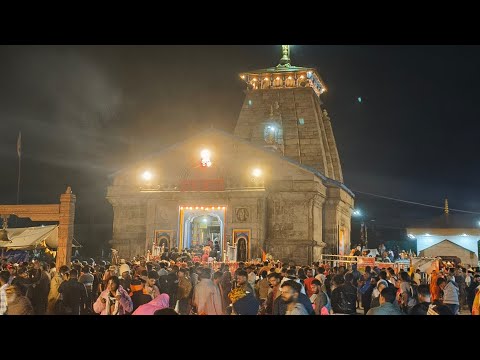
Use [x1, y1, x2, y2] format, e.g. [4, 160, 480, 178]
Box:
[132, 293, 170, 315]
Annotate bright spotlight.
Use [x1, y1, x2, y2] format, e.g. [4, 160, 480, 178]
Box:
[353, 209, 362, 217]
[407, 234, 416, 239]
[201, 149, 210, 159]
[203, 218, 208, 223]
[252, 168, 262, 178]
[142, 171, 153, 181]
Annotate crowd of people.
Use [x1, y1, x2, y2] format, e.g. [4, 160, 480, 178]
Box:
[1, 256, 480, 315]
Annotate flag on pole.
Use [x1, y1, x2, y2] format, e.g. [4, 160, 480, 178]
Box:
[17, 131, 22, 158]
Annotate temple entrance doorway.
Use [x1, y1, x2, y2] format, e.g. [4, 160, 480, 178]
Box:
[179, 206, 226, 254]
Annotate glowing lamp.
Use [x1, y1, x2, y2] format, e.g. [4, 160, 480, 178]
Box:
[252, 168, 262, 178]
[425, 233, 431, 236]
[264, 77, 269, 81]
[352, 209, 362, 217]
[407, 234, 415, 239]
[240, 75, 245, 79]
[142, 171, 153, 181]
[288, 76, 292, 80]
[462, 233, 468, 236]
[252, 78, 257, 82]
[276, 77, 280, 80]
[201, 149, 212, 167]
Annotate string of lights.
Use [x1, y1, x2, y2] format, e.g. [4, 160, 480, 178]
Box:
[353, 189, 480, 215]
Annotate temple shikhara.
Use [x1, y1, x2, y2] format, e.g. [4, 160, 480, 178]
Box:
[107, 46, 354, 264]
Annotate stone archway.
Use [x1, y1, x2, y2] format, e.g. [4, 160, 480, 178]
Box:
[0, 187, 76, 269]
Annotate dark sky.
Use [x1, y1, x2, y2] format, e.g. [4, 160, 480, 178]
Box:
[1, 45, 480, 252]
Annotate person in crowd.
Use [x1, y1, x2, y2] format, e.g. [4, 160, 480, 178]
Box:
[132, 293, 170, 315]
[145, 271, 160, 299]
[165, 266, 179, 307]
[466, 273, 480, 313]
[192, 268, 223, 315]
[280, 280, 308, 315]
[398, 271, 417, 313]
[6, 264, 17, 285]
[236, 270, 255, 295]
[220, 270, 232, 310]
[0, 271, 9, 315]
[265, 272, 282, 315]
[413, 269, 422, 285]
[31, 262, 51, 315]
[93, 276, 133, 315]
[58, 269, 88, 315]
[310, 279, 329, 315]
[410, 284, 431, 315]
[303, 268, 316, 298]
[331, 273, 357, 315]
[246, 266, 256, 290]
[430, 270, 441, 303]
[361, 275, 377, 314]
[118, 263, 132, 295]
[5, 285, 34, 315]
[157, 262, 168, 277]
[437, 276, 459, 315]
[130, 278, 152, 311]
[177, 268, 192, 315]
[256, 270, 270, 305]
[47, 265, 69, 314]
[315, 266, 326, 285]
[79, 265, 95, 313]
[472, 283, 480, 315]
[370, 279, 389, 310]
[366, 286, 404, 315]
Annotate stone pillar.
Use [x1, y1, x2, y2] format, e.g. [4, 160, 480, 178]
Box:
[56, 187, 76, 269]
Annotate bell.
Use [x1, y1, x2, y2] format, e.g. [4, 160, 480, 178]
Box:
[0, 228, 10, 243]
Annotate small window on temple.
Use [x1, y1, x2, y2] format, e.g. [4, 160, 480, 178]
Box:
[273, 76, 282, 87]
[248, 100, 252, 106]
[285, 76, 295, 87]
[298, 118, 305, 125]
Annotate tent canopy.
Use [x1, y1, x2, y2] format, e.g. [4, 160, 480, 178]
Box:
[0, 225, 81, 250]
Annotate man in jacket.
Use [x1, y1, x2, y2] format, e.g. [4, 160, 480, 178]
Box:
[177, 268, 192, 315]
[58, 269, 88, 315]
[331, 273, 357, 314]
[192, 268, 223, 315]
[366, 286, 404, 315]
[437, 276, 459, 315]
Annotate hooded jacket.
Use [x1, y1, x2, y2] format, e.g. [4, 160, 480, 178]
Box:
[132, 293, 170, 315]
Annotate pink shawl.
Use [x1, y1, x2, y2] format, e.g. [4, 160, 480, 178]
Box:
[132, 293, 170, 315]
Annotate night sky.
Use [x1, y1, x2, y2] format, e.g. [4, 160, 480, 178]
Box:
[1, 45, 480, 254]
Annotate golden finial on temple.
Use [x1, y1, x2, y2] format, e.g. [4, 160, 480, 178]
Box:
[444, 198, 449, 214]
[279, 45, 291, 66]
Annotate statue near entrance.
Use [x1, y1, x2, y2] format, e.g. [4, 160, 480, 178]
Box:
[236, 238, 247, 262]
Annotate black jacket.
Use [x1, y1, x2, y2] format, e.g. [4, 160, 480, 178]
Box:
[331, 283, 357, 314]
[58, 278, 88, 315]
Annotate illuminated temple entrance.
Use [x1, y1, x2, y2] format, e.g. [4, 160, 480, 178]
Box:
[179, 206, 226, 251]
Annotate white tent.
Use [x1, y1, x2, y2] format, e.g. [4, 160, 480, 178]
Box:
[0, 225, 81, 250]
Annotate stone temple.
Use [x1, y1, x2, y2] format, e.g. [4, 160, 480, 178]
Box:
[107, 46, 354, 264]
